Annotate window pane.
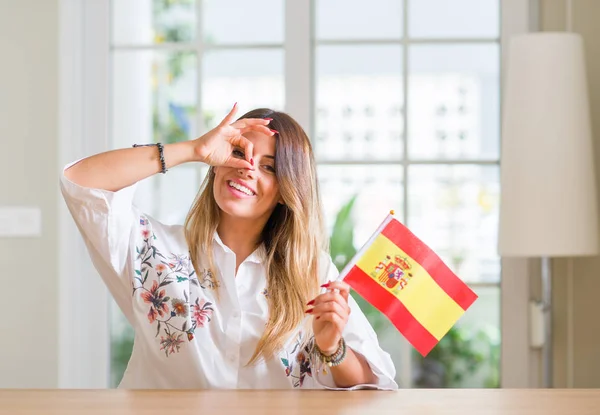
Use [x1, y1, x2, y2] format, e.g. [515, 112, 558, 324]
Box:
[112, 51, 198, 151]
[412, 285, 500, 388]
[407, 165, 500, 283]
[112, 0, 196, 44]
[409, 0, 499, 38]
[318, 165, 403, 249]
[315, 45, 403, 161]
[203, 0, 283, 45]
[202, 49, 284, 130]
[316, 0, 403, 40]
[408, 44, 499, 160]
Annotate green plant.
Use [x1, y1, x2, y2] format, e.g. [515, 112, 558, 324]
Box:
[412, 325, 500, 388]
[110, 323, 134, 388]
[329, 195, 357, 271]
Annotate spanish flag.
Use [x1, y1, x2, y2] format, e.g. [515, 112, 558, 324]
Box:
[340, 212, 478, 356]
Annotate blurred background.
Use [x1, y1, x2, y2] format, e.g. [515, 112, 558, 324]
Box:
[1, 0, 600, 390]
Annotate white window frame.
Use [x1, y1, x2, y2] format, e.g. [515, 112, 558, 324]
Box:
[58, 0, 534, 388]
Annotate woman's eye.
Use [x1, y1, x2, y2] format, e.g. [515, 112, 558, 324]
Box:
[263, 165, 276, 173]
[232, 149, 245, 158]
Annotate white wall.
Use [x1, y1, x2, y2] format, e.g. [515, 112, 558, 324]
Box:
[0, 0, 59, 387]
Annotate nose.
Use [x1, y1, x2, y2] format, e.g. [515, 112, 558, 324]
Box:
[237, 166, 255, 179]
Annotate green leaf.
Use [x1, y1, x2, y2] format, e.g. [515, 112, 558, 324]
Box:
[135, 269, 142, 276]
[176, 276, 188, 283]
[329, 194, 358, 272]
[143, 270, 149, 284]
[156, 322, 161, 337]
[281, 358, 289, 367]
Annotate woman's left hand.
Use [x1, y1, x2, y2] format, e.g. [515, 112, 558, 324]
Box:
[306, 281, 352, 354]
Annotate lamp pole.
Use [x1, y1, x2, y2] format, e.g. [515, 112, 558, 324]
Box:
[541, 257, 552, 387]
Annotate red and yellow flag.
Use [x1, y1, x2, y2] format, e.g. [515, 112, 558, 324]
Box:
[339, 212, 478, 356]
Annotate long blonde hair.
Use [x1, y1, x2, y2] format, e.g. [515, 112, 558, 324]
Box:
[184, 109, 327, 364]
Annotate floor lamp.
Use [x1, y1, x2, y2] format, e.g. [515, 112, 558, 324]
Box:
[498, 32, 599, 387]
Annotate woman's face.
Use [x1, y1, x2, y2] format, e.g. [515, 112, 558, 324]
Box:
[213, 131, 281, 222]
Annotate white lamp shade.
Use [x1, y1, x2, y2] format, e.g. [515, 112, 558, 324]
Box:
[498, 32, 599, 257]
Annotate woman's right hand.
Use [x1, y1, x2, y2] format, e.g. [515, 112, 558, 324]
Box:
[193, 103, 274, 169]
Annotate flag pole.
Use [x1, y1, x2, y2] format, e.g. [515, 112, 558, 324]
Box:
[336, 210, 396, 282]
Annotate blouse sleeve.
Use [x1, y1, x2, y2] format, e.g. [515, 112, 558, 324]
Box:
[311, 256, 399, 390]
[59, 159, 141, 322]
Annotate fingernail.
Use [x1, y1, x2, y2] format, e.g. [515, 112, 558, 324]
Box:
[305, 309, 313, 314]
[264, 118, 273, 121]
[306, 300, 315, 306]
[321, 283, 330, 288]
[250, 158, 254, 166]
[270, 129, 279, 134]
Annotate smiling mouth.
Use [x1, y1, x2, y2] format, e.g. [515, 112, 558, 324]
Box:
[227, 180, 256, 196]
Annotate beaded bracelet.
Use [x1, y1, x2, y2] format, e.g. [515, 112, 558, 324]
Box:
[133, 143, 168, 174]
[315, 337, 347, 368]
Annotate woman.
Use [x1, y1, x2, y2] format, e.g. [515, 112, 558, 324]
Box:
[60, 104, 397, 390]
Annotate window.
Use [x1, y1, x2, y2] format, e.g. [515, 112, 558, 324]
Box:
[315, 0, 501, 388]
[107, 0, 501, 388]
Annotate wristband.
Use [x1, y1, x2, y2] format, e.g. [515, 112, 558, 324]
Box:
[133, 143, 167, 174]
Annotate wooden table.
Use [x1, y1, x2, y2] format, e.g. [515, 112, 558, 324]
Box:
[2, 389, 599, 414]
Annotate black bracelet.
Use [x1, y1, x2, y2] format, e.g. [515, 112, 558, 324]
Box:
[133, 143, 168, 174]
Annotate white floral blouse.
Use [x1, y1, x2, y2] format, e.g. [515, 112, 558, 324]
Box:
[60, 161, 398, 390]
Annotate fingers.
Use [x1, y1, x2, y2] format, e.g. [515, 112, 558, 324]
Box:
[228, 134, 254, 164]
[308, 291, 346, 307]
[239, 125, 275, 137]
[231, 118, 272, 129]
[308, 300, 348, 319]
[220, 103, 274, 134]
[322, 280, 350, 292]
[220, 102, 239, 127]
[225, 156, 253, 170]
[306, 285, 351, 320]
[321, 281, 350, 303]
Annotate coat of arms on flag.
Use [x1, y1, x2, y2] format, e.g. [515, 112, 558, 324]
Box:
[338, 211, 478, 356]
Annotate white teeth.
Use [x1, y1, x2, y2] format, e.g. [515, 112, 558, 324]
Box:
[228, 181, 254, 196]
